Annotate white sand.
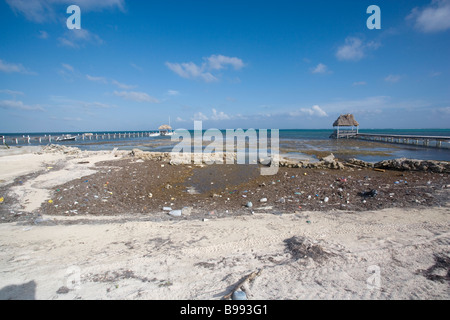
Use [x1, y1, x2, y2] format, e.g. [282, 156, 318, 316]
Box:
[0, 147, 449, 300]
[0, 146, 125, 212]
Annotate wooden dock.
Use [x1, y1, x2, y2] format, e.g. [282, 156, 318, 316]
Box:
[1, 132, 161, 146]
[336, 132, 450, 148]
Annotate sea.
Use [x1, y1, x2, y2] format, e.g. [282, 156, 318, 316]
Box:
[1, 129, 450, 163]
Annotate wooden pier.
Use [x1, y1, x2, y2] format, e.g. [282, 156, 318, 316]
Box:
[353, 133, 450, 148]
[1, 132, 161, 146]
[333, 132, 450, 148]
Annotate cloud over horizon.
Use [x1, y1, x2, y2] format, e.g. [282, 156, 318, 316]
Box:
[166, 54, 245, 82]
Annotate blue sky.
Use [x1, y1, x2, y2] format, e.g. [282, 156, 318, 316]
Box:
[1, 0, 449, 132]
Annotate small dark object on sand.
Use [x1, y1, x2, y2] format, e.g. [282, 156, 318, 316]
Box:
[359, 189, 378, 198]
[284, 236, 331, 262]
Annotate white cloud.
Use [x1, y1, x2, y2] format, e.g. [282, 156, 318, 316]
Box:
[311, 63, 330, 74]
[437, 106, 450, 114]
[336, 37, 365, 61]
[211, 108, 231, 121]
[430, 71, 442, 77]
[0, 59, 34, 74]
[50, 96, 117, 110]
[175, 117, 187, 122]
[0, 89, 25, 96]
[167, 90, 180, 96]
[113, 91, 159, 103]
[294, 105, 328, 117]
[61, 63, 74, 72]
[385, 74, 401, 83]
[192, 112, 209, 121]
[0, 100, 44, 111]
[58, 29, 104, 48]
[206, 55, 245, 70]
[86, 74, 108, 83]
[407, 0, 450, 33]
[353, 81, 367, 86]
[38, 30, 49, 39]
[111, 80, 136, 90]
[336, 37, 380, 62]
[166, 54, 245, 82]
[130, 63, 143, 72]
[6, 0, 125, 23]
[166, 62, 217, 82]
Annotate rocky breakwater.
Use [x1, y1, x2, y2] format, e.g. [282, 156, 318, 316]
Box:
[278, 153, 345, 170]
[374, 158, 450, 173]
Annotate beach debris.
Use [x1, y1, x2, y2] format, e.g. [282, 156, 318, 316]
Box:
[163, 207, 172, 211]
[223, 269, 262, 300]
[232, 290, 248, 301]
[246, 202, 253, 208]
[56, 286, 70, 294]
[259, 198, 268, 203]
[323, 197, 329, 203]
[165, 184, 172, 189]
[373, 168, 385, 173]
[0, 197, 4, 204]
[284, 236, 332, 262]
[359, 190, 378, 198]
[279, 197, 286, 204]
[48, 200, 53, 204]
[168, 210, 182, 217]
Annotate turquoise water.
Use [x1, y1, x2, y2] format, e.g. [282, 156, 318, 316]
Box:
[2, 129, 450, 162]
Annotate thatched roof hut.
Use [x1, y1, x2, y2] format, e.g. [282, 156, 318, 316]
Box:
[333, 114, 359, 127]
[158, 124, 172, 131]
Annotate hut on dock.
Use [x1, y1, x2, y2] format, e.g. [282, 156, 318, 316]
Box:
[330, 114, 359, 139]
[159, 124, 173, 136]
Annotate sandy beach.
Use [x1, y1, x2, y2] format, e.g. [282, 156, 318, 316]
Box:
[0, 145, 449, 300]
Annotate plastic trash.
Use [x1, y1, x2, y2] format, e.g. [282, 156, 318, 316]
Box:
[246, 202, 253, 208]
[0, 197, 4, 203]
[168, 210, 182, 217]
[260, 198, 268, 203]
[232, 290, 247, 300]
[163, 207, 172, 211]
[324, 197, 329, 203]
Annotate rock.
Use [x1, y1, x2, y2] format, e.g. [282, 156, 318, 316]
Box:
[246, 202, 253, 208]
[324, 197, 329, 203]
[374, 158, 450, 173]
[321, 153, 335, 163]
[181, 207, 192, 216]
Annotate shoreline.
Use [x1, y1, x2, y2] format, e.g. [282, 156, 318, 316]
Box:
[0, 145, 449, 300]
